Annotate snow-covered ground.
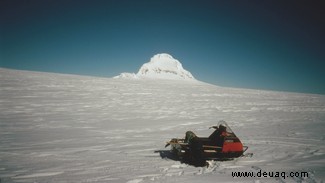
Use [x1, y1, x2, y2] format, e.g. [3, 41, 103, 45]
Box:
[0, 68, 324, 183]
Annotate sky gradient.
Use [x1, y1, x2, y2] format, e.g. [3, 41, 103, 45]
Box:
[1, 0, 324, 94]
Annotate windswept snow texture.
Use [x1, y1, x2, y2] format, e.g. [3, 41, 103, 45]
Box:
[115, 53, 195, 80]
[1, 68, 325, 183]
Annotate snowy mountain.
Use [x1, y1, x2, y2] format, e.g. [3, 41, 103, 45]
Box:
[114, 53, 196, 80]
[1, 68, 325, 183]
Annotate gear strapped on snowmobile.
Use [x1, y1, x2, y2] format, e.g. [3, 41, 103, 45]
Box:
[165, 121, 249, 164]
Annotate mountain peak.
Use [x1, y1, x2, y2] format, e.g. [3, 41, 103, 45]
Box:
[114, 53, 196, 80]
[151, 53, 174, 60]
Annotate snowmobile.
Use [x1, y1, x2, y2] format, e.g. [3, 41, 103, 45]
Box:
[165, 120, 248, 165]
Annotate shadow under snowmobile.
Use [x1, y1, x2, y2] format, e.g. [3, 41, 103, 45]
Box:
[154, 150, 235, 167]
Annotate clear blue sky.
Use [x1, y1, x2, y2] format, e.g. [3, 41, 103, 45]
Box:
[1, 0, 324, 94]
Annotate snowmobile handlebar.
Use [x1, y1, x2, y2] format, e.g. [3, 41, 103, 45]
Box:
[209, 126, 219, 130]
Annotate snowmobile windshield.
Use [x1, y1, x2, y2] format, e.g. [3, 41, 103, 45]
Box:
[217, 120, 234, 134]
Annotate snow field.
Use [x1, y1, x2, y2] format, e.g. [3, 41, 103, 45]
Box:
[0, 68, 324, 182]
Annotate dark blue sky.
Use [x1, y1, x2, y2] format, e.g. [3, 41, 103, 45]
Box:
[1, 0, 324, 94]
